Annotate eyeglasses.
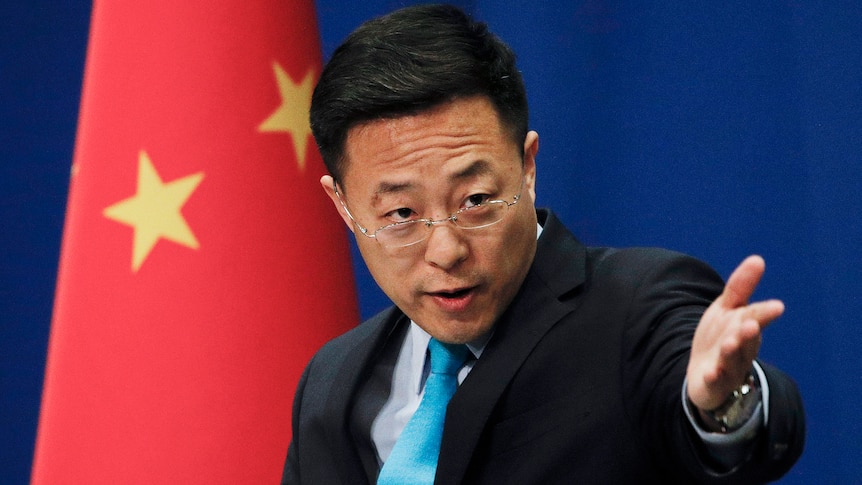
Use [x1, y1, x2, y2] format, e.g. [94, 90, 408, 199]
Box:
[333, 177, 523, 249]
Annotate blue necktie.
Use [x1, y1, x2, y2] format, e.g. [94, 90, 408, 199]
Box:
[377, 338, 470, 485]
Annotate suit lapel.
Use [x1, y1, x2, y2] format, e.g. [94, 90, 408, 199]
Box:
[322, 308, 407, 484]
[435, 209, 588, 482]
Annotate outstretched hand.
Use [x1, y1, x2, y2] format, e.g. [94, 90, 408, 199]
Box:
[686, 255, 784, 411]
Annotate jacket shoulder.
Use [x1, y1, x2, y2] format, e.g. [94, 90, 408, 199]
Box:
[306, 306, 401, 371]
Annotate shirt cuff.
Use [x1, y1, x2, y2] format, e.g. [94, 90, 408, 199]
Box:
[681, 361, 769, 468]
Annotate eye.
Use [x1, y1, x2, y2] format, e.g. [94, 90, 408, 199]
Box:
[385, 207, 417, 223]
[463, 194, 491, 209]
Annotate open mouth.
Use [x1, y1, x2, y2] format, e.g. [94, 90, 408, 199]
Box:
[433, 288, 473, 298]
[427, 286, 477, 313]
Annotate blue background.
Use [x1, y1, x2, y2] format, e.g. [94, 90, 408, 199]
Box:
[2, 1, 859, 482]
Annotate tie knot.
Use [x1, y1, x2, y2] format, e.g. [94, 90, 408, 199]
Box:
[428, 338, 470, 375]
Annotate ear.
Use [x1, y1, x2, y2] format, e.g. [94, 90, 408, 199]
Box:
[522, 130, 539, 204]
[320, 175, 355, 231]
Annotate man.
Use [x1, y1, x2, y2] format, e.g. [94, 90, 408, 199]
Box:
[283, 4, 804, 484]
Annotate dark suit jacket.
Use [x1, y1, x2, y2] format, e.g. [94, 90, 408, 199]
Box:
[282, 209, 804, 484]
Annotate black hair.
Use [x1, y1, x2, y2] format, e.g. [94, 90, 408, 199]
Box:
[310, 4, 528, 184]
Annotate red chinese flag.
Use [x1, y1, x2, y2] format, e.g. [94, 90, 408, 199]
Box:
[32, 1, 358, 483]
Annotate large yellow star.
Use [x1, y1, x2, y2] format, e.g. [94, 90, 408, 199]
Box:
[258, 62, 316, 171]
[103, 151, 204, 272]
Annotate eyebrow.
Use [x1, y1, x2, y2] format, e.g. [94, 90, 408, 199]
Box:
[372, 160, 494, 196]
[450, 159, 492, 181]
[374, 180, 413, 196]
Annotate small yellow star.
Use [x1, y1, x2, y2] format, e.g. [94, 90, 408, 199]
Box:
[258, 62, 316, 171]
[103, 151, 204, 272]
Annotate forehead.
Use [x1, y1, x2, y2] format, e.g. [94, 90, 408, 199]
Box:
[340, 96, 520, 193]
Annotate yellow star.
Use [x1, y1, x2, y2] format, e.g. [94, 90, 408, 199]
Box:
[258, 62, 316, 171]
[103, 151, 204, 272]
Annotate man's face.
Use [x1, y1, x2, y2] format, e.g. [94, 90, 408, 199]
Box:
[322, 96, 538, 344]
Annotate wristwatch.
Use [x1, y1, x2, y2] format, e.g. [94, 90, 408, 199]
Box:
[704, 371, 761, 433]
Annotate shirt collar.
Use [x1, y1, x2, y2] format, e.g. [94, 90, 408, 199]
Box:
[407, 322, 491, 394]
[408, 321, 490, 361]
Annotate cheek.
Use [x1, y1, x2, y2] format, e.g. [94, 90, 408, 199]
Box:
[355, 240, 389, 284]
[497, 214, 537, 276]
[356, 241, 416, 295]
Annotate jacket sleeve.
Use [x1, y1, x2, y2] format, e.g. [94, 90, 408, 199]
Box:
[617, 249, 804, 483]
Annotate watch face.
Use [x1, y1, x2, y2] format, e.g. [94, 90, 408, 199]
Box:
[709, 372, 760, 432]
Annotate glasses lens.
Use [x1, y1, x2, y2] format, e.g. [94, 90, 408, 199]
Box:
[375, 221, 425, 248]
[374, 200, 511, 249]
[455, 201, 507, 229]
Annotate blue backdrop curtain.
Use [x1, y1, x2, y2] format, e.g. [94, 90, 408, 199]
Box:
[2, 1, 858, 482]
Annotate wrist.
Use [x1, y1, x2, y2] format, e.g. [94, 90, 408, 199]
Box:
[697, 371, 761, 433]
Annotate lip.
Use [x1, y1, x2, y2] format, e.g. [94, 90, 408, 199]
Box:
[427, 286, 477, 313]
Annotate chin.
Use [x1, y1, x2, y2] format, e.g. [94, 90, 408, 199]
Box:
[433, 319, 493, 344]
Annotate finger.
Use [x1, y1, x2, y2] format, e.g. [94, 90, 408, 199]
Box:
[714, 304, 780, 370]
[721, 255, 766, 309]
[745, 299, 785, 329]
[720, 318, 762, 362]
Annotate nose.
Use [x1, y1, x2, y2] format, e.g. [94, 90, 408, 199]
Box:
[423, 222, 468, 270]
